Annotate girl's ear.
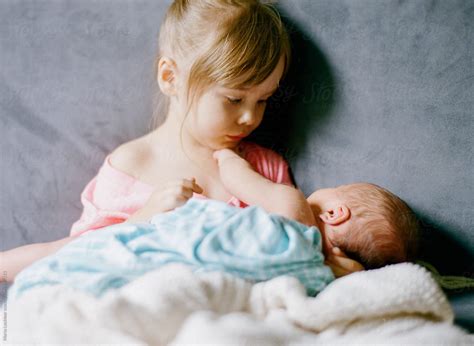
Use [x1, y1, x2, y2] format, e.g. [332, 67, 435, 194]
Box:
[157, 56, 178, 96]
[319, 205, 350, 226]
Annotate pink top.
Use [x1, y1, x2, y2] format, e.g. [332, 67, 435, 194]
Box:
[69, 141, 294, 237]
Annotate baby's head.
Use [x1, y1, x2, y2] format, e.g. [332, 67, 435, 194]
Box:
[152, 0, 291, 148]
[307, 183, 420, 269]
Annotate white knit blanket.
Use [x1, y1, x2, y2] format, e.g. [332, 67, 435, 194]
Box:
[3, 262, 472, 344]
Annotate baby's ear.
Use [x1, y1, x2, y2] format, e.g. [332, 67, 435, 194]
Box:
[319, 205, 350, 225]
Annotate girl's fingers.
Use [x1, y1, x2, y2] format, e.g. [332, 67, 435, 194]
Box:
[192, 183, 204, 194]
[180, 177, 196, 189]
[162, 178, 203, 198]
[180, 188, 194, 199]
[188, 177, 204, 194]
[181, 177, 204, 195]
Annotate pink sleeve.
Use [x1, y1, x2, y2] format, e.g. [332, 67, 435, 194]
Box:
[69, 177, 132, 237]
[277, 160, 295, 187]
[69, 158, 149, 237]
[244, 144, 295, 187]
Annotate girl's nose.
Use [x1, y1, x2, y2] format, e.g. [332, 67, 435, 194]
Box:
[237, 110, 259, 126]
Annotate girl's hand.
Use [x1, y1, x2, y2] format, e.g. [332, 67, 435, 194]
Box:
[213, 148, 245, 166]
[148, 177, 204, 213]
[213, 148, 254, 187]
[324, 247, 365, 278]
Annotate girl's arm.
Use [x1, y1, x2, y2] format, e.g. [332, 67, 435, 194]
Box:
[126, 199, 165, 223]
[126, 177, 204, 223]
[0, 236, 76, 283]
[213, 149, 316, 226]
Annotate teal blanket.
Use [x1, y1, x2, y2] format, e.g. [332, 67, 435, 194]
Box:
[8, 198, 334, 301]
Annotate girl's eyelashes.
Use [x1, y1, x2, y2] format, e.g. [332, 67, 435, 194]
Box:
[226, 97, 268, 105]
[227, 97, 242, 104]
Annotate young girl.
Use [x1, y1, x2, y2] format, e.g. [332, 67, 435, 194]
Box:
[1, 0, 362, 283]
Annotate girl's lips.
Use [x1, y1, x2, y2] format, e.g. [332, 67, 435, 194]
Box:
[227, 134, 247, 140]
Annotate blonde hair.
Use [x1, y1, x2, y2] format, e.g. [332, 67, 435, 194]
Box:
[334, 183, 420, 269]
[149, 0, 292, 130]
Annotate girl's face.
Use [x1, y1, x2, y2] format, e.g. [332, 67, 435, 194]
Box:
[184, 55, 285, 150]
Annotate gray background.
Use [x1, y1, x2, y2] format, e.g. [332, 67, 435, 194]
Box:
[1, 0, 472, 332]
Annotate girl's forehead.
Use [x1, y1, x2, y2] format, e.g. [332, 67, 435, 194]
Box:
[217, 83, 279, 95]
[214, 56, 285, 95]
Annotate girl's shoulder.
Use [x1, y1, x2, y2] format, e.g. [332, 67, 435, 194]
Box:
[108, 136, 151, 181]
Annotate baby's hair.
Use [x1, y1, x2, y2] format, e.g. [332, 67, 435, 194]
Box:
[333, 183, 420, 270]
[150, 0, 291, 130]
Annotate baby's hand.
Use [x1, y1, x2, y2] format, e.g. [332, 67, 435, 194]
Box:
[324, 247, 365, 278]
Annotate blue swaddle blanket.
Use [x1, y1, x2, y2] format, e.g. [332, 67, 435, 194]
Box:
[8, 197, 334, 301]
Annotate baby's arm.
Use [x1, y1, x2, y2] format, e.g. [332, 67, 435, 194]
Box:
[213, 149, 316, 226]
[0, 236, 76, 283]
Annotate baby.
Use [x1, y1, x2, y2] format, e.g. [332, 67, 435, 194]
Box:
[211, 148, 420, 271]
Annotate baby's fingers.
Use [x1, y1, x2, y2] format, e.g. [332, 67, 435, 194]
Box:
[324, 260, 350, 278]
[331, 247, 348, 258]
[327, 251, 365, 273]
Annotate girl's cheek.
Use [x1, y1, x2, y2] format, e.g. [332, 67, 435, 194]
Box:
[213, 105, 236, 124]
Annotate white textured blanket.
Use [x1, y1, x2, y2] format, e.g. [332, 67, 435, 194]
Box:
[3, 262, 472, 344]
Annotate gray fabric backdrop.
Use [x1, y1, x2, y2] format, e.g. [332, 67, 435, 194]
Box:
[1, 0, 472, 332]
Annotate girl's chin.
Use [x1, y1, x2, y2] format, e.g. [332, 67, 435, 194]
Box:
[222, 138, 241, 147]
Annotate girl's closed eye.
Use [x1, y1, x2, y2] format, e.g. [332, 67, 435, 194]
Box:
[226, 97, 268, 105]
[227, 97, 242, 104]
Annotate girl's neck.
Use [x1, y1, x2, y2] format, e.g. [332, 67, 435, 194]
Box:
[148, 114, 216, 166]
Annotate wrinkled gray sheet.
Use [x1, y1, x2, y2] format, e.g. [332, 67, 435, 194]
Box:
[0, 0, 472, 333]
